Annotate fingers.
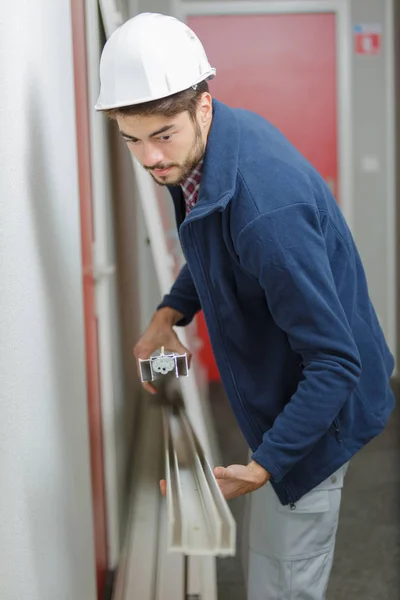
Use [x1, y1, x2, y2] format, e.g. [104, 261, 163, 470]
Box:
[142, 381, 157, 395]
[159, 479, 167, 497]
[185, 348, 193, 369]
[133, 342, 152, 362]
[134, 333, 185, 360]
[163, 339, 191, 363]
[213, 466, 226, 479]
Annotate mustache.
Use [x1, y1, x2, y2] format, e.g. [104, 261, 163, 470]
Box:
[144, 163, 178, 171]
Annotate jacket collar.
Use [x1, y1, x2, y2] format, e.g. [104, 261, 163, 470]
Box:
[168, 99, 239, 220]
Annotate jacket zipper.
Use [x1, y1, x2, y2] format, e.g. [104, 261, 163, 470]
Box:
[183, 225, 260, 446]
[284, 485, 296, 510]
[331, 418, 342, 443]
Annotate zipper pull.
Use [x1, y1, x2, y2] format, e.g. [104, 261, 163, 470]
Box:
[333, 421, 342, 443]
[290, 502, 296, 511]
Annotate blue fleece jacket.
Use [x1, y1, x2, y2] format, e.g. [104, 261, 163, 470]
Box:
[158, 99, 395, 505]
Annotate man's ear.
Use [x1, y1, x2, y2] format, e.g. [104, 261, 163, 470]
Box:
[197, 92, 213, 127]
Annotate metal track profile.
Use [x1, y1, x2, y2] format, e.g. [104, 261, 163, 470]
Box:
[112, 398, 221, 600]
[112, 400, 184, 600]
[163, 407, 236, 556]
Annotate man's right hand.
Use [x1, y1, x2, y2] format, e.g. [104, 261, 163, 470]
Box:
[133, 307, 191, 395]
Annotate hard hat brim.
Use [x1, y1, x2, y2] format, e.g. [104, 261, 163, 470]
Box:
[95, 70, 216, 111]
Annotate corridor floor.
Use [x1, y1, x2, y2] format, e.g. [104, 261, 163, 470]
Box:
[209, 380, 400, 600]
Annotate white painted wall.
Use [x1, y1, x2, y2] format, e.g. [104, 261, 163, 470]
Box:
[0, 1, 97, 599]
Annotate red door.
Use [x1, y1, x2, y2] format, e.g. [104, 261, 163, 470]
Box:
[71, 1, 108, 597]
[189, 12, 338, 381]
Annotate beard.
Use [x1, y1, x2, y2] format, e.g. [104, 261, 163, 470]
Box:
[145, 121, 205, 187]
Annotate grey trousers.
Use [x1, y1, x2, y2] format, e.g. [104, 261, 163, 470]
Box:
[244, 464, 348, 600]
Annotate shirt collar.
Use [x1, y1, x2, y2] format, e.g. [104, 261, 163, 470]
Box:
[180, 159, 204, 199]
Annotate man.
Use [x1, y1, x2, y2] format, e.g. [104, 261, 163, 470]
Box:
[96, 12, 395, 598]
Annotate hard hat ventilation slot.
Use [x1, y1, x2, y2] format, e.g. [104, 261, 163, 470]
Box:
[185, 28, 196, 41]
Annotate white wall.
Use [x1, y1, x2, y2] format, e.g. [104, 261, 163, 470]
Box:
[0, 1, 97, 599]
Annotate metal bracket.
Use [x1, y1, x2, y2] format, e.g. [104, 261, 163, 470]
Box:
[139, 347, 189, 383]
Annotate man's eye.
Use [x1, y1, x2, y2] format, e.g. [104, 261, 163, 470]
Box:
[124, 138, 138, 144]
[159, 135, 172, 142]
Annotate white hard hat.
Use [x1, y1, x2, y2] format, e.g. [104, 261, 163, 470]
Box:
[95, 12, 216, 111]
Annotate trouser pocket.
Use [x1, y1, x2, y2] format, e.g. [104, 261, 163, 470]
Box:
[249, 466, 346, 560]
[247, 545, 336, 600]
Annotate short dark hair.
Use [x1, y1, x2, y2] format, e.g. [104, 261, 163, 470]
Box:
[106, 79, 210, 121]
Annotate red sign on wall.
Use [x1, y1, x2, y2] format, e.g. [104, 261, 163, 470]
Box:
[354, 24, 381, 56]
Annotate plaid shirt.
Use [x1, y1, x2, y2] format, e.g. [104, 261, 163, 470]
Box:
[181, 159, 203, 214]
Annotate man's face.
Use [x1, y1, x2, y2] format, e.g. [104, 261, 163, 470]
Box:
[116, 95, 212, 186]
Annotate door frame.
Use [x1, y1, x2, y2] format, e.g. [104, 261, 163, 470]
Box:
[70, 0, 109, 596]
[85, 0, 121, 570]
[172, 0, 354, 230]
[385, 0, 397, 368]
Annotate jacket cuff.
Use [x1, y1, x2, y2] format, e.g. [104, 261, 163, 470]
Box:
[157, 294, 199, 327]
[251, 446, 284, 483]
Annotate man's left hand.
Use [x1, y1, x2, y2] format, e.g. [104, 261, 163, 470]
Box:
[213, 461, 270, 500]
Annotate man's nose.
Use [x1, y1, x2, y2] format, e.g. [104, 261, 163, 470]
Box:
[143, 143, 164, 167]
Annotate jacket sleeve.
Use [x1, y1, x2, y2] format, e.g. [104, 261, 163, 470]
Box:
[236, 203, 361, 482]
[157, 263, 202, 326]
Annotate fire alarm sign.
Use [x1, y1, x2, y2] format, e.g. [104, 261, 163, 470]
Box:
[354, 24, 382, 56]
